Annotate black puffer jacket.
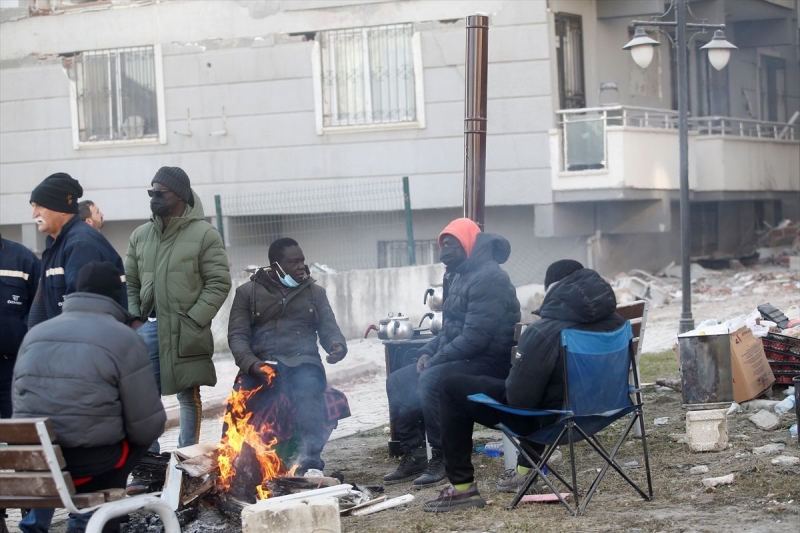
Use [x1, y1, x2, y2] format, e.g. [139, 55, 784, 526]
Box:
[505, 268, 624, 409]
[421, 232, 520, 372]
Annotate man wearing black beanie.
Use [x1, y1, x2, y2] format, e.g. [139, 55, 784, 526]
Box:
[125, 167, 230, 493]
[28, 173, 127, 328]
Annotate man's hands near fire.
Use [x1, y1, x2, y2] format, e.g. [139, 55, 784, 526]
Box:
[416, 353, 431, 373]
[326, 342, 347, 364]
[250, 360, 278, 383]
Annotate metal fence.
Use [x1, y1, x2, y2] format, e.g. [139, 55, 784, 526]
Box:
[217, 178, 568, 291]
[219, 179, 410, 277]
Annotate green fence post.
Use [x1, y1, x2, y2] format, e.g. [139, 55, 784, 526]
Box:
[214, 194, 225, 247]
[402, 176, 416, 266]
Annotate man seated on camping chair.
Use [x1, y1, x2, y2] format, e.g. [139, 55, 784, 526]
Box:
[424, 260, 625, 512]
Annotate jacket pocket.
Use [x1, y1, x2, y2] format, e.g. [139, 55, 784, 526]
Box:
[1, 277, 29, 314]
[178, 313, 212, 358]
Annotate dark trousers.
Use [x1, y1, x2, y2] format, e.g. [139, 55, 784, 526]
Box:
[386, 358, 506, 452]
[0, 356, 15, 419]
[19, 443, 149, 533]
[439, 374, 553, 485]
[234, 362, 328, 471]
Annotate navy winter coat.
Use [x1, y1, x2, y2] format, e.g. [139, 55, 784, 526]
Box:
[28, 216, 126, 327]
[0, 238, 40, 357]
[506, 268, 624, 410]
[420, 232, 521, 373]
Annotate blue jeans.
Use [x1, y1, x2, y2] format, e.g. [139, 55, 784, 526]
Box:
[137, 320, 202, 450]
[19, 508, 89, 533]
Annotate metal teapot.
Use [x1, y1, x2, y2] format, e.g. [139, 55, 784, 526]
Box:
[424, 285, 444, 312]
[387, 316, 416, 340]
[419, 312, 443, 335]
[364, 312, 404, 340]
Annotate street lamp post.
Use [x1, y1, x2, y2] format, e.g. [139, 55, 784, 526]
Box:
[623, 0, 736, 334]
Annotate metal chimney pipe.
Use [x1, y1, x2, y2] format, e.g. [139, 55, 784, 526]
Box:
[463, 13, 489, 230]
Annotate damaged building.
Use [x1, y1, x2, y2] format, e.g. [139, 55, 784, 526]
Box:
[0, 0, 798, 285]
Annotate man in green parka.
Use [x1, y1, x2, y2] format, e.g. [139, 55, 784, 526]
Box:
[124, 166, 231, 493]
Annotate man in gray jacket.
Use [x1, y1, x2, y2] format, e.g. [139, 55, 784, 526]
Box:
[13, 261, 166, 533]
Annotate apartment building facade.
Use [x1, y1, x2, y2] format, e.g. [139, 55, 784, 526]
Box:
[1, 0, 797, 283]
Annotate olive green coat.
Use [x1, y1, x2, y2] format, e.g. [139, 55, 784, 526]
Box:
[125, 192, 232, 395]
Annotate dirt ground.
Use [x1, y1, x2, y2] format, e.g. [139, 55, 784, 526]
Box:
[43, 264, 800, 533]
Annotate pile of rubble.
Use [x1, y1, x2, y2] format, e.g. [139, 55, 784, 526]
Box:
[613, 264, 800, 308]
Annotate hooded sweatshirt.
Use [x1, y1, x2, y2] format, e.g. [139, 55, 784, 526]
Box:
[505, 268, 624, 409]
[438, 217, 482, 258]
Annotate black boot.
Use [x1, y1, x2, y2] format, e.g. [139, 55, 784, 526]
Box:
[412, 451, 446, 489]
[383, 447, 427, 485]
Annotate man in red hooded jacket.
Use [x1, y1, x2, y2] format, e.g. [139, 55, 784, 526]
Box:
[383, 218, 521, 489]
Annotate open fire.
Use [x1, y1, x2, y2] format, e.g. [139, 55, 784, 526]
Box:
[216, 364, 295, 500]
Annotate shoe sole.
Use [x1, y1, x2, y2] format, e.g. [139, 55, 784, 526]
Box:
[423, 498, 486, 512]
[384, 469, 426, 485]
[412, 477, 447, 490]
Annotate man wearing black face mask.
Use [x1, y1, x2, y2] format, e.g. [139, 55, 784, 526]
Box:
[124, 166, 231, 494]
[384, 218, 520, 489]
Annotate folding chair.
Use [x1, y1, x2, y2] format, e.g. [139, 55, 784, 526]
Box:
[469, 321, 653, 515]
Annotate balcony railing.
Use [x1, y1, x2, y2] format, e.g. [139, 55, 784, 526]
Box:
[556, 106, 799, 172]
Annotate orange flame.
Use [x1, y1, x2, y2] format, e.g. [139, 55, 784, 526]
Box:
[216, 365, 286, 499]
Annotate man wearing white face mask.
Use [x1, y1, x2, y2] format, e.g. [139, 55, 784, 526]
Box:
[227, 237, 348, 476]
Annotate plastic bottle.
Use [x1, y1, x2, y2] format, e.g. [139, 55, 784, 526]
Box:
[790, 424, 798, 438]
[485, 441, 505, 455]
[774, 395, 796, 415]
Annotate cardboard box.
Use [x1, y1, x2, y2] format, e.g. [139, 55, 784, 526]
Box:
[678, 326, 775, 405]
[728, 327, 775, 402]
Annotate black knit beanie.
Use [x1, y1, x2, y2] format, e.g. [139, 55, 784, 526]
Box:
[151, 166, 194, 207]
[30, 173, 83, 214]
[544, 259, 585, 290]
[76, 261, 122, 303]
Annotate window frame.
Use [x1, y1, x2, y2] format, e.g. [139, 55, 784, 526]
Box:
[312, 25, 426, 135]
[68, 44, 167, 150]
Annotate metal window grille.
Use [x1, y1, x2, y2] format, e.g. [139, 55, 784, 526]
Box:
[75, 46, 159, 142]
[319, 24, 417, 127]
[555, 13, 586, 110]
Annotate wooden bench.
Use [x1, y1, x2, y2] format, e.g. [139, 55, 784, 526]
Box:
[0, 418, 180, 533]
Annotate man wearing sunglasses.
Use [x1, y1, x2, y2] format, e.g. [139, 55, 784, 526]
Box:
[124, 166, 231, 494]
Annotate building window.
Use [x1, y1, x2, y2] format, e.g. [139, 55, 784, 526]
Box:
[69, 45, 166, 147]
[760, 55, 786, 122]
[555, 13, 586, 110]
[313, 24, 425, 133]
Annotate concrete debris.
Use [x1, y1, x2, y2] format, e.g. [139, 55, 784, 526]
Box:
[752, 443, 785, 455]
[689, 465, 709, 475]
[686, 409, 728, 452]
[747, 410, 781, 431]
[702, 473, 734, 488]
[740, 399, 780, 413]
[654, 417, 670, 426]
[770, 455, 800, 466]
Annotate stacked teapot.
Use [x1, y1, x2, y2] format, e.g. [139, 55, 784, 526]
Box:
[419, 286, 443, 335]
[364, 312, 416, 340]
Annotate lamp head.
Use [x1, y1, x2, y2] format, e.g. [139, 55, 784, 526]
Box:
[623, 27, 661, 69]
[700, 30, 737, 70]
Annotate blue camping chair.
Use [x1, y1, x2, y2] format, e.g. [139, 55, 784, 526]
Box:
[469, 322, 653, 515]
